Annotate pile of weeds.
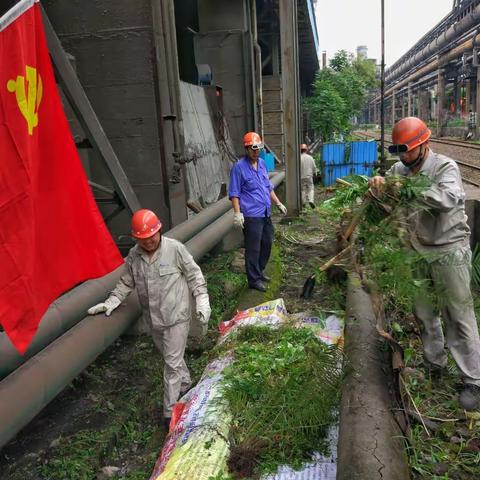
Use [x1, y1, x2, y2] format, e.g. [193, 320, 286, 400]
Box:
[218, 325, 343, 479]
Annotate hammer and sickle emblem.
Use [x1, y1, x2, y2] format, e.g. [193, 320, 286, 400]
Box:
[7, 65, 43, 135]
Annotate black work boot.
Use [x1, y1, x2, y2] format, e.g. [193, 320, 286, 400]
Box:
[249, 281, 266, 292]
[164, 416, 172, 431]
[424, 360, 446, 383]
[459, 384, 480, 411]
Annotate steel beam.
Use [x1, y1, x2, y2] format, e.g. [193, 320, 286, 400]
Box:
[437, 68, 446, 137]
[279, 0, 301, 216]
[476, 67, 480, 129]
[41, 8, 141, 215]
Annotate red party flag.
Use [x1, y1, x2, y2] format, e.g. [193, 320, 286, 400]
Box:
[0, 0, 123, 354]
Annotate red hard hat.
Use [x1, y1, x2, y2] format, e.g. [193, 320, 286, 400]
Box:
[300, 143, 308, 151]
[243, 131, 263, 149]
[131, 209, 162, 239]
[389, 117, 431, 154]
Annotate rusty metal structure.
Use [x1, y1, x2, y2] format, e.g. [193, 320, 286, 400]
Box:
[365, 0, 480, 138]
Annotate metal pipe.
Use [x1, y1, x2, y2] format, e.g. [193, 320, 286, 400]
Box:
[0, 293, 141, 449]
[0, 172, 285, 449]
[373, 33, 480, 103]
[385, 4, 480, 83]
[0, 193, 233, 380]
[0, 266, 126, 380]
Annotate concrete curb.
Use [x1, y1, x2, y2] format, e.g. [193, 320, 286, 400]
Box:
[337, 274, 410, 480]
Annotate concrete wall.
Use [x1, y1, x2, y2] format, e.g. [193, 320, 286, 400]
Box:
[194, 0, 255, 154]
[43, 0, 173, 240]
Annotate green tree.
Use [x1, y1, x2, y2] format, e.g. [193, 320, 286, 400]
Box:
[305, 50, 378, 142]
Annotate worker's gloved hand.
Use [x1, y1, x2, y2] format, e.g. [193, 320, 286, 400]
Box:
[87, 296, 121, 316]
[233, 212, 245, 229]
[276, 202, 287, 215]
[368, 176, 386, 190]
[196, 293, 211, 326]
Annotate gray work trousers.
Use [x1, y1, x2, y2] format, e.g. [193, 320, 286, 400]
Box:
[414, 246, 480, 386]
[151, 321, 191, 417]
[301, 176, 314, 204]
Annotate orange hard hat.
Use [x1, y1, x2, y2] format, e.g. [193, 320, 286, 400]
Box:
[131, 209, 162, 239]
[388, 117, 431, 154]
[300, 143, 308, 151]
[243, 131, 263, 150]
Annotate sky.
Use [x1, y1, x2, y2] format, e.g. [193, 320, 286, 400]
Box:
[316, 0, 455, 67]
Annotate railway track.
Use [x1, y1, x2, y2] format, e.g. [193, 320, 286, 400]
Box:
[354, 131, 480, 187]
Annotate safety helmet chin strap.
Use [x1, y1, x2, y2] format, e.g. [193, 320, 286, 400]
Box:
[400, 144, 427, 170]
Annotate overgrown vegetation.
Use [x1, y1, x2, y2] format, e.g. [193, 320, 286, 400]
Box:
[217, 325, 342, 479]
[304, 50, 378, 142]
[202, 251, 247, 328]
[322, 175, 480, 478]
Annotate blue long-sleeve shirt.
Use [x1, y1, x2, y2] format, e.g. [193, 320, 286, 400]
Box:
[228, 156, 273, 217]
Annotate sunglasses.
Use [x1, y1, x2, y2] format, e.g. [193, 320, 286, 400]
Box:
[388, 144, 408, 154]
[249, 144, 264, 151]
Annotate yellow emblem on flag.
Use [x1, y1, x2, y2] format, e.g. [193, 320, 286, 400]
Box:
[7, 65, 43, 135]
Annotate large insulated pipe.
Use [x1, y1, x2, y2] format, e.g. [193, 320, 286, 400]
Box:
[0, 171, 285, 449]
[337, 275, 409, 480]
[375, 33, 480, 103]
[0, 266, 125, 380]
[0, 172, 279, 379]
[0, 293, 141, 449]
[386, 4, 480, 83]
[0, 196, 230, 379]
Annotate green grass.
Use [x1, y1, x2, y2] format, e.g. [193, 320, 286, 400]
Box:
[201, 252, 247, 328]
[219, 325, 343, 479]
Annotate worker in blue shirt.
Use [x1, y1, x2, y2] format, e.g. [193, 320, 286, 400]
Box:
[229, 132, 287, 292]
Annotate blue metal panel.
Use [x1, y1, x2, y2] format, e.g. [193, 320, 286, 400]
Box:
[349, 141, 377, 166]
[321, 141, 377, 186]
[322, 143, 346, 165]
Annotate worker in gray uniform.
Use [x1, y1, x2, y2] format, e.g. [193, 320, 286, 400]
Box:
[370, 116, 480, 411]
[300, 143, 318, 209]
[88, 209, 211, 427]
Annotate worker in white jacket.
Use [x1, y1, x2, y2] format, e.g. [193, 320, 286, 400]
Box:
[370, 117, 480, 411]
[88, 209, 211, 427]
[300, 143, 318, 209]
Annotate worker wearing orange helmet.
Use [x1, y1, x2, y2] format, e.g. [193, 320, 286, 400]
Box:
[370, 117, 480, 411]
[88, 209, 210, 427]
[300, 143, 318, 209]
[229, 132, 287, 292]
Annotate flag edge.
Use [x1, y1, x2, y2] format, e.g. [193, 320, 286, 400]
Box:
[0, 0, 38, 32]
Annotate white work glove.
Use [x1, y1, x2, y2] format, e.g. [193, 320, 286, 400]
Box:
[276, 202, 287, 215]
[87, 296, 122, 316]
[233, 212, 245, 229]
[195, 293, 211, 326]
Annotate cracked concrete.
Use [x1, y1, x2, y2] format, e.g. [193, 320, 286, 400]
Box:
[337, 274, 410, 480]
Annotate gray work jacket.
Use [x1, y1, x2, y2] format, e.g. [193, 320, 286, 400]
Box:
[111, 237, 207, 328]
[300, 153, 317, 179]
[388, 150, 470, 254]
